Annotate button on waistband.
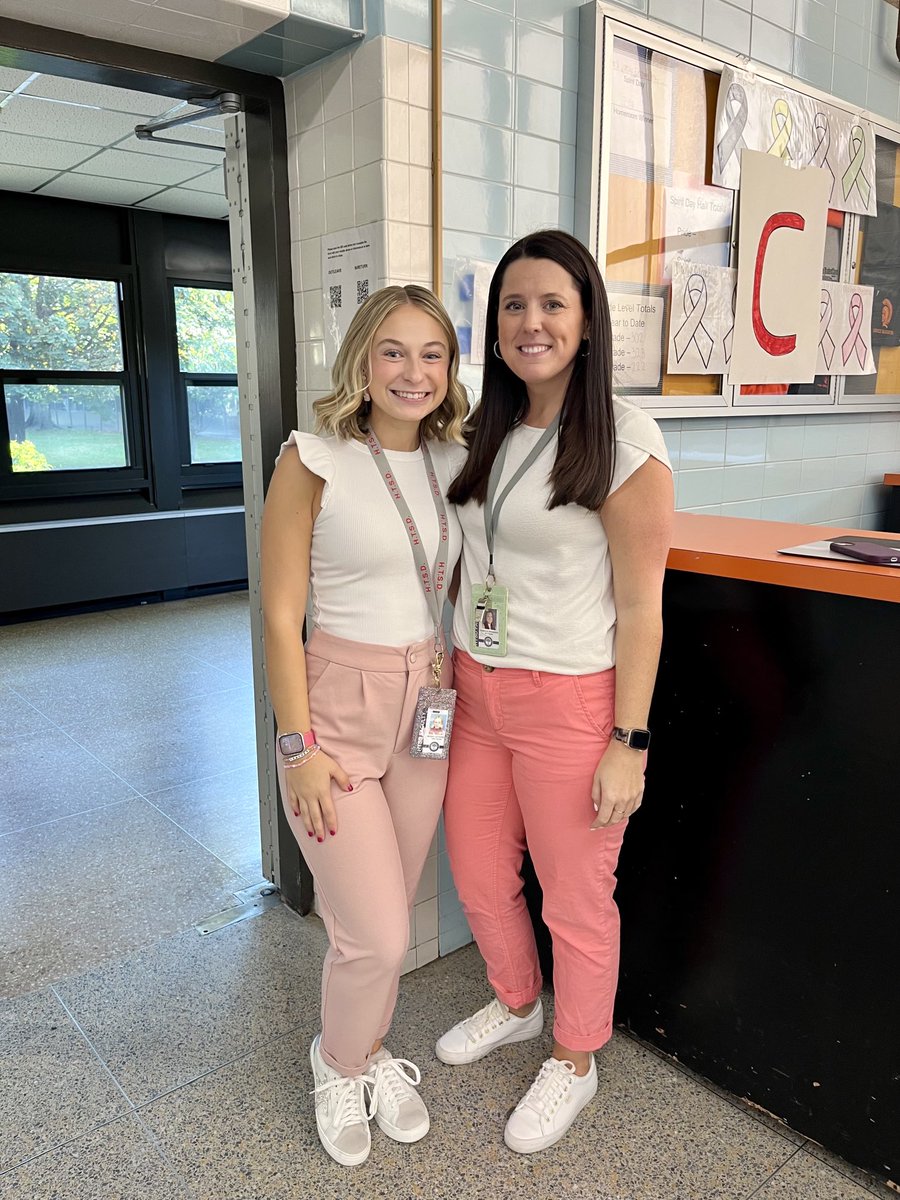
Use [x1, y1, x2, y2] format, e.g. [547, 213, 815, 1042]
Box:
[483, 664, 495, 673]
[409, 653, 417, 664]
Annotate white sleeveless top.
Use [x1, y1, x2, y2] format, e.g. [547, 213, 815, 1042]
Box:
[279, 432, 468, 647]
[451, 398, 671, 674]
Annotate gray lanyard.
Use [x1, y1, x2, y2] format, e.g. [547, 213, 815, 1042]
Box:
[483, 413, 560, 581]
[365, 432, 450, 666]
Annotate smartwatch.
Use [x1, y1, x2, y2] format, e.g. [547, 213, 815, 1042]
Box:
[612, 726, 651, 751]
[278, 729, 317, 756]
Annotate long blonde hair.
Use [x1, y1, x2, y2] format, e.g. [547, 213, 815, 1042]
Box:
[313, 285, 468, 443]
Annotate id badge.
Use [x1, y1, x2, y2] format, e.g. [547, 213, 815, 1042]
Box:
[469, 584, 509, 656]
[410, 687, 457, 760]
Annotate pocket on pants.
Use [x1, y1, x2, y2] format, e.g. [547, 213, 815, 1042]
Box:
[304, 653, 333, 700]
[571, 672, 615, 739]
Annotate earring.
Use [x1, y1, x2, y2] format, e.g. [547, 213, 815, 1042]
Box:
[493, 340, 504, 360]
[580, 338, 591, 358]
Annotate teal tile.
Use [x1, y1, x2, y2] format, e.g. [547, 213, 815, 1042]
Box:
[793, 35, 834, 90]
[444, 115, 512, 182]
[443, 174, 512, 237]
[752, 0, 796, 31]
[751, 17, 795, 72]
[444, 0, 514, 72]
[650, 0, 703, 35]
[794, 0, 836, 49]
[704, 0, 752, 56]
[442, 55, 513, 126]
[834, 15, 868, 67]
[832, 54, 869, 106]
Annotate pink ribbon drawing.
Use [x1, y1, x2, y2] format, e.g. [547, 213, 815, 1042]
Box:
[673, 273, 714, 368]
[819, 289, 835, 370]
[841, 292, 868, 369]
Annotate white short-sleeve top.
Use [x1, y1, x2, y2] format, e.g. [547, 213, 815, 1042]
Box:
[451, 398, 671, 674]
[279, 432, 468, 647]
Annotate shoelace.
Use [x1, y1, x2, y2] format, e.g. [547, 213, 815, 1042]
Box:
[312, 1071, 378, 1129]
[517, 1058, 577, 1118]
[461, 997, 510, 1043]
[371, 1056, 422, 1110]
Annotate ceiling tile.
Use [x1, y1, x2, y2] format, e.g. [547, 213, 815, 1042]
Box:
[71, 147, 211, 185]
[37, 174, 162, 205]
[137, 187, 228, 218]
[0, 95, 138, 146]
[0, 163, 59, 191]
[0, 130, 98, 171]
[178, 167, 226, 194]
[19, 76, 179, 118]
[0, 69, 37, 93]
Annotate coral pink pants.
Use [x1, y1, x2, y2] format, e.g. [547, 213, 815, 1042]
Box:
[278, 628, 450, 1077]
[444, 651, 628, 1052]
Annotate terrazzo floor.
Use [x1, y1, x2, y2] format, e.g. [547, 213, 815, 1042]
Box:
[0, 596, 892, 1199]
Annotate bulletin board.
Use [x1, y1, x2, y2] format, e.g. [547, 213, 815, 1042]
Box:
[575, 2, 900, 417]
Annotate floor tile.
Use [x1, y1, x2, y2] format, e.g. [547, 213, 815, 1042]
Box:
[755, 1147, 882, 1198]
[804, 1140, 895, 1198]
[0, 686, 43, 742]
[56, 906, 322, 1106]
[0, 728, 136, 837]
[67, 685, 256, 793]
[0, 1114, 191, 1200]
[0, 990, 128, 1173]
[0, 611, 122, 685]
[0, 798, 245, 997]
[144, 765, 263, 881]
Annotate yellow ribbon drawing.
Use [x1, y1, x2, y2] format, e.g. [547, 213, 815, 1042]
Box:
[768, 98, 792, 161]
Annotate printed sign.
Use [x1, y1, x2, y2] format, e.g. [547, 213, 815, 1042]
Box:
[607, 290, 666, 389]
[322, 224, 383, 364]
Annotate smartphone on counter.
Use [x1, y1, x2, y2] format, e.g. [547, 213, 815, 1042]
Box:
[829, 538, 900, 566]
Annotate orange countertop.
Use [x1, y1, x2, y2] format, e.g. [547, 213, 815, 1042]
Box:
[667, 513, 900, 604]
[885, 474, 900, 487]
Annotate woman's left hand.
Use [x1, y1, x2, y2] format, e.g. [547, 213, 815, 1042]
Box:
[590, 740, 645, 828]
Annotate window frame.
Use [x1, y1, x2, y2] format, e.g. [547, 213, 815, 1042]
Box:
[0, 264, 149, 499]
[578, 2, 900, 418]
[167, 276, 241, 490]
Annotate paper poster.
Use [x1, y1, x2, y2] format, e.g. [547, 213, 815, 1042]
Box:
[469, 261, 494, 366]
[712, 67, 877, 217]
[662, 186, 734, 279]
[667, 260, 736, 375]
[817, 281, 876, 375]
[609, 39, 674, 185]
[322, 224, 382, 363]
[607, 290, 666, 389]
[730, 151, 830, 385]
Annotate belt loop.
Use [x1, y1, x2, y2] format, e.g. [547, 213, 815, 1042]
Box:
[532, 671, 542, 687]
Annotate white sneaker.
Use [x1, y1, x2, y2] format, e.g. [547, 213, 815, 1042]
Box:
[503, 1055, 598, 1154]
[435, 997, 543, 1065]
[309, 1034, 375, 1166]
[369, 1046, 430, 1143]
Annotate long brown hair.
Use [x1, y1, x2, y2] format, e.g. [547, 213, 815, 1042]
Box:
[447, 230, 616, 511]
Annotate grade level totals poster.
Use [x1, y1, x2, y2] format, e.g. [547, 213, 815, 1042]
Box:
[607, 291, 665, 389]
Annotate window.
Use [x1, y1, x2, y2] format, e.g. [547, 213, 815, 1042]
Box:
[173, 285, 240, 467]
[0, 272, 132, 474]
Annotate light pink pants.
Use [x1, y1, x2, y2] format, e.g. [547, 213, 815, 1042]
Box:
[444, 651, 627, 1052]
[278, 628, 450, 1077]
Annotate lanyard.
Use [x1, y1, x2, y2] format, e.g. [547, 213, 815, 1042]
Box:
[483, 412, 560, 581]
[365, 432, 450, 681]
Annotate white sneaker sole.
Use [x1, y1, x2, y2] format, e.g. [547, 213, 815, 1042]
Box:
[435, 1020, 543, 1065]
[374, 1110, 430, 1143]
[309, 1039, 371, 1167]
[503, 1076, 598, 1154]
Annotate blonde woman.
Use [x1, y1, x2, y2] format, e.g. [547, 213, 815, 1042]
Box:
[261, 286, 468, 1167]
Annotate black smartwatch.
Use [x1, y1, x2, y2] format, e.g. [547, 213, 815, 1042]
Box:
[612, 726, 651, 751]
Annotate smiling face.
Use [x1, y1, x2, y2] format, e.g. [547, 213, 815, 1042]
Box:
[366, 305, 450, 445]
[496, 257, 587, 403]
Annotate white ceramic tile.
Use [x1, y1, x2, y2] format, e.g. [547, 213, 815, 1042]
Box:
[760, 495, 800, 521]
[444, 115, 511, 183]
[414, 898, 438, 944]
[322, 52, 353, 122]
[351, 37, 385, 110]
[725, 424, 767, 464]
[300, 237, 322, 291]
[385, 99, 409, 162]
[408, 44, 431, 109]
[324, 113, 353, 178]
[415, 856, 438, 904]
[678, 467, 724, 508]
[802, 422, 839, 458]
[799, 456, 835, 492]
[299, 180, 326, 238]
[353, 100, 385, 168]
[400, 947, 418, 975]
[409, 225, 432, 282]
[721, 463, 766, 502]
[303, 288, 325, 342]
[763, 459, 803, 496]
[297, 125, 325, 185]
[867, 421, 895, 452]
[324, 173, 355, 233]
[387, 221, 411, 277]
[385, 37, 409, 102]
[679, 428, 727, 468]
[444, 174, 511, 237]
[408, 906, 417, 948]
[288, 187, 301, 244]
[837, 422, 871, 455]
[354, 161, 385, 225]
[833, 455, 868, 487]
[442, 57, 513, 127]
[796, 490, 832, 522]
[513, 186, 561, 237]
[408, 165, 430, 224]
[516, 24, 566, 87]
[409, 106, 430, 168]
[290, 239, 303, 295]
[514, 132, 561, 192]
[416, 938, 439, 967]
[385, 161, 410, 222]
[766, 423, 805, 460]
[292, 68, 324, 130]
[307, 339, 330, 392]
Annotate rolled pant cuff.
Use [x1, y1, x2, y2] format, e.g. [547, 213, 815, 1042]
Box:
[552, 1021, 613, 1053]
[493, 981, 543, 1011]
[320, 1041, 369, 1079]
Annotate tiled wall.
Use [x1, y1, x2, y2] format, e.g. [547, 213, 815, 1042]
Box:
[283, 33, 440, 973]
[441, 0, 900, 525]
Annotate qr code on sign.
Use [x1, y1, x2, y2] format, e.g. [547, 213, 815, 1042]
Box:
[329, 285, 342, 309]
[356, 279, 369, 305]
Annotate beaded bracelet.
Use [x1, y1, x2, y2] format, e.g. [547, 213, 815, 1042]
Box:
[283, 745, 322, 770]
